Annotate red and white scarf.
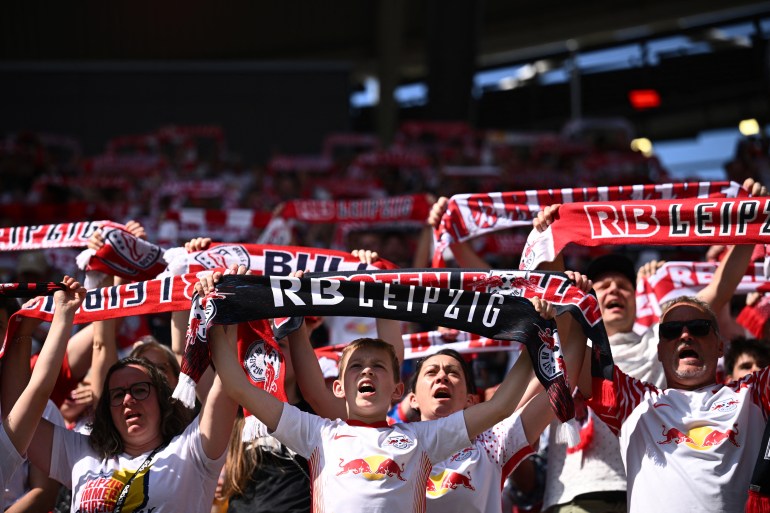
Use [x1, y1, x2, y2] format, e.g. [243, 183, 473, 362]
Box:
[434, 181, 745, 266]
[163, 243, 398, 277]
[279, 194, 431, 223]
[520, 196, 770, 270]
[0, 221, 106, 250]
[635, 261, 770, 334]
[402, 330, 521, 360]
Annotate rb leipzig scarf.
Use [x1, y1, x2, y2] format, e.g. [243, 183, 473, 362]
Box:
[434, 181, 745, 267]
[0, 273, 290, 404]
[402, 330, 522, 360]
[303, 268, 614, 409]
[279, 194, 430, 224]
[190, 273, 598, 422]
[0, 282, 65, 298]
[179, 290, 284, 408]
[76, 221, 169, 287]
[0, 273, 199, 358]
[634, 261, 770, 334]
[520, 197, 770, 270]
[0, 221, 107, 250]
[163, 243, 397, 277]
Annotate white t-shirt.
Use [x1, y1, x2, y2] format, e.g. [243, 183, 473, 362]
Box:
[272, 404, 471, 513]
[3, 399, 66, 508]
[0, 423, 24, 512]
[590, 366, 770, 513]
[543, 328, 665, 508]
[49, 416, 225, 513]
[426, 411, 532, 513]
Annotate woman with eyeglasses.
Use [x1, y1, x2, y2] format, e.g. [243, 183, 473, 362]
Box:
[21, 325, 238, 512]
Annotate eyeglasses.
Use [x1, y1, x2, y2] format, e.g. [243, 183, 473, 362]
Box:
[108, 382, 153, 407]
[659, 319, 714, 340]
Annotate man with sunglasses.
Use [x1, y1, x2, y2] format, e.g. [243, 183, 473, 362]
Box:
[586, 295, 770, 513]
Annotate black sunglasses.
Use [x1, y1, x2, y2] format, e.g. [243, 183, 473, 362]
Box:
[659, 319, 714, 340]
[108, 381, 154, 407]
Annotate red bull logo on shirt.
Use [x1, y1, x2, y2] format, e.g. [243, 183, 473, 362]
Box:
[657, 423, 740, 450]
[385, 434, 414, 450]
[426, 470, 475, 497]
[337, 456, 406, 481]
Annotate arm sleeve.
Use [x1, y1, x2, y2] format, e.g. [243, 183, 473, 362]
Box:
[587, 366, 659, 435]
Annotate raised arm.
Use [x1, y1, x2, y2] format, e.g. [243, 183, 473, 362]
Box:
[697, 179, 768, 312]
[288, 319, 346, 420]
[517, 272, 591, 445]
[462, 298, 554, 439]
[429, 196, 491, 269]
[4, 277, 85, 462]
[203, 270, 285, 433]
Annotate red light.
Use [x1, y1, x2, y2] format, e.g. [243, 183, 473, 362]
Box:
[629, 89, 661, 110]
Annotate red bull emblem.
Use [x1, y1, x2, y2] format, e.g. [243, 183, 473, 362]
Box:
[657, 425, 694, 445]
[427, 470, 475, 497]
[658, 423, 740, 450]
[374, 459, 406, 481]
[337, 456, 408, 482]
[337, 458, 371, 476]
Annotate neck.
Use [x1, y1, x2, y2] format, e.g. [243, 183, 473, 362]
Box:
[123, 436, 164, 458]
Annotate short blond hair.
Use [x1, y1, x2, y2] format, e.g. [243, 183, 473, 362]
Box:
[338, 338, 400, 383]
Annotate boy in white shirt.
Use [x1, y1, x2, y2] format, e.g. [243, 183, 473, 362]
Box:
[203, 270, 555, 513]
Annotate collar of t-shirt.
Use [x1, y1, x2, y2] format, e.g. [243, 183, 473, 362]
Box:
[347, 419, 390, 428]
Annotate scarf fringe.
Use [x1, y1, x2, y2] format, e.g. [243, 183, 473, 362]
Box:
[172, 372, 197, 409]
[547, 379, 575, 422]
[556, 418, 582, 448]
[746, 489, 770, 513]
[566, 414, 595, 454]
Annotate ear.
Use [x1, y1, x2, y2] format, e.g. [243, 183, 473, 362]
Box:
[391, 382, 404, 403]
[717, 337, 725, 358]
[332, 379, 345, 399]
[466, 393, 478, 407]
[408, 392, 420, 411]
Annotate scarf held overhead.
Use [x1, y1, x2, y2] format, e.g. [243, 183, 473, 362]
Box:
[195, 274, 582, 422]
[433, 181, 746, 266]
[521, 196, 770, 270]
[304, 268, 614, 398]
[279, 194, 430, 224]
[0, 221, 107, 250]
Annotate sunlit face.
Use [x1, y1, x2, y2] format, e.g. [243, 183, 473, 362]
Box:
[333, 346, 402, 423]
[138, 347, 178, 388]
[409, 354, 472, 421]
[108, 365, 163, 454]
[594, 272, 636, 336]
[657, 304, 723, 390]
[729, 353, 763, 381]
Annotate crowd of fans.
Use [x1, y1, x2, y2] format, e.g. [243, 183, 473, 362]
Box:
[0, 117, 769, 513]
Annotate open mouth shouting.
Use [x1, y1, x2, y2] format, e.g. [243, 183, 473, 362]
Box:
[677, 345, 702, 365]
[604, 298, 625, 312]
[433, 386, 452, 401]
[358, 380, 376, 398]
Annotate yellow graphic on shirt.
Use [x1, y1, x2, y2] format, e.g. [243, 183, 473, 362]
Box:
[78, 467, 151, 512]
[426, 469, 475, 498]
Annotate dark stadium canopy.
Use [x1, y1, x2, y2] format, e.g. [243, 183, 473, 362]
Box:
[2, 0, 769, 143]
